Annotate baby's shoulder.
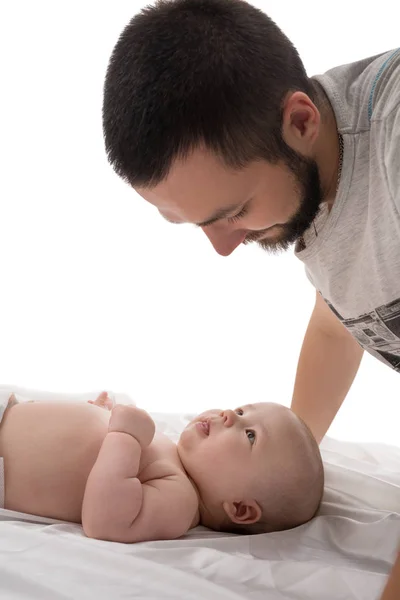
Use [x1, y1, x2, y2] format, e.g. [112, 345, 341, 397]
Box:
[153, 471, 199, 536]
[140, 445, 199, 537]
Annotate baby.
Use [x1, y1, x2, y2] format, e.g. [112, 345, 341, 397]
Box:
[0, 391, 324, 543]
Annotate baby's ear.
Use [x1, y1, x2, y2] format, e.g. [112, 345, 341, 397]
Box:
[222, 500, 262, 525]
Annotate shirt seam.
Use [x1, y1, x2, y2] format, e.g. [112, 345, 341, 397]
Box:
[368, 47, 400, 122]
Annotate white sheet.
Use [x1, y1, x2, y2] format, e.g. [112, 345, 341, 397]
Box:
[0, 397, 399, 599]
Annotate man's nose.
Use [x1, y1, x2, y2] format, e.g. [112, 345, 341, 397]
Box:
[220, 409, 237, 427]
[201, 225, 247, 257]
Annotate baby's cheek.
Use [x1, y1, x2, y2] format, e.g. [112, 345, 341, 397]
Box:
[177, 427, 197, 450]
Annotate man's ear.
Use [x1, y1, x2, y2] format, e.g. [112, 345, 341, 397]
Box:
[222, 499, 262, 525]
[281, 90, 320, 152]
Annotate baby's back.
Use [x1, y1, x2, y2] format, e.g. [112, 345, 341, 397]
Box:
[0, 402, 110, 522]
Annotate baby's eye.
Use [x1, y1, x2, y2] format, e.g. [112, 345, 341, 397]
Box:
[246, 430, 256, 444]
[235, 408, 244, 416]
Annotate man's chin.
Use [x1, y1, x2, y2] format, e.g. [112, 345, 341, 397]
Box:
[256, 233, 297, 254]
[254, 225, 311, 254]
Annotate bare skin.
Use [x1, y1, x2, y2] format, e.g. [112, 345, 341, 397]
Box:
[135, 88, 341, 257]
[0, 393, 192, 531]
[0, 395, 320, 543]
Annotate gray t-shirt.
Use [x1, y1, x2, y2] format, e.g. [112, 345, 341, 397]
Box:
[295, 48, 400, 371]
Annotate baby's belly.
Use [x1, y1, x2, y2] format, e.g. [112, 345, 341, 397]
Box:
[0, 402, 110, 522]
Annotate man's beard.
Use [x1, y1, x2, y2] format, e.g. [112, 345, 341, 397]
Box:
[244, 149, 324, 254]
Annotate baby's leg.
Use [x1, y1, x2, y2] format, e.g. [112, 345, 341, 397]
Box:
[0, 393, 22, 423]
[0, 393, 22, 509]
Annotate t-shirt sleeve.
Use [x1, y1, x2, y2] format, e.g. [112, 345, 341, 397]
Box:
[384, 102, 400, 213]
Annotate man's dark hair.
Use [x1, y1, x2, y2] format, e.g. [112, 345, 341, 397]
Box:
[103, 0, 316, 188]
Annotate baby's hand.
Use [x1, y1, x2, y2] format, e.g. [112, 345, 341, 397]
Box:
[88, 391, 115, 411]
[108, 404, 155, 447]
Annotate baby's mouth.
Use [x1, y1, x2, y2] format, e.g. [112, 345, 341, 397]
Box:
[196, 419, 210, 436]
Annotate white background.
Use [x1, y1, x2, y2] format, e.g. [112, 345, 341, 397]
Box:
[0, 1, 398, 445]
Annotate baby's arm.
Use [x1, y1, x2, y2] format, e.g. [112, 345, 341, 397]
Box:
[88, 391, 115, 411]
[124, 472, 199, 543]
[81, 405, 155, 540]
[82, 405, 198, 543]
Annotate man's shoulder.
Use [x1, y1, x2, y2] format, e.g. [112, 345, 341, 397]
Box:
[312, 49, 400, 134]
[369, 48, 400, 123]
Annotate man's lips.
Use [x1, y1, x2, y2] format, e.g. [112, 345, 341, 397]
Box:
[195, 420, 210, 436]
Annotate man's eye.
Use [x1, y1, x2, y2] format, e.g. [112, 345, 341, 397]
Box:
[235, 408, 244, 416]
[227, 205, 249, 224]
[246, 430, 256, 444]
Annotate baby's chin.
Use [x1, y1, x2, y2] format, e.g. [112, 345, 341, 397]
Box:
[177, 413, 211, 450]
[177, 423, 193, 449]
[178, 418, 197, 443]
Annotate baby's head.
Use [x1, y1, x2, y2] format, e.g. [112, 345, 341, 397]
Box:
[177, 402, 324, 535]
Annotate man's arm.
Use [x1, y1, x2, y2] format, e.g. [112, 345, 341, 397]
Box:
[291, 291, 364, 443]
[380, 552, 400, 600]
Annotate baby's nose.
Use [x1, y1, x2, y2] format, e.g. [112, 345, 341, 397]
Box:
[221, 409, 237, 427]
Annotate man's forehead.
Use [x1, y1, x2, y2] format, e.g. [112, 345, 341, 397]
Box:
[135, 148, 254, 224]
